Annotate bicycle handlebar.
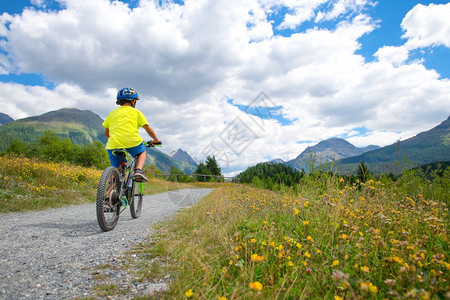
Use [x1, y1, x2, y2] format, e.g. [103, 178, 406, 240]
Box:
[144, 140, 162, 147]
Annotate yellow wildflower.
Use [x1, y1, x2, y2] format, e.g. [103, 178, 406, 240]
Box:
[361, 266, 370, 273]
[249, 281, 263, 291]
[332, 260, 340, 267]
[251, 254, 265, 262]
[294, 209, 300, 215]
[368, 283, 378, 294]
[185, 289, 194, 298]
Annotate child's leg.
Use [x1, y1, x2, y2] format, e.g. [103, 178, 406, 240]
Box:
[135, 151, 146, 170]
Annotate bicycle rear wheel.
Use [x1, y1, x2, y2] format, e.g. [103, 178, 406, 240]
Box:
[96, 166, 120, 231]
[129, 180, 143, 219]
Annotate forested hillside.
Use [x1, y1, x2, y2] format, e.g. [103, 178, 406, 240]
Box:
[237, 162, 303, 190]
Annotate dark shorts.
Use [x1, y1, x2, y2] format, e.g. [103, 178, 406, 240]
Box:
[107, 142, 145, 168]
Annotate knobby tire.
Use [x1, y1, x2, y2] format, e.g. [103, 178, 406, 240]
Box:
[130, 180, 143, 219]
[96, 166, 120, 232]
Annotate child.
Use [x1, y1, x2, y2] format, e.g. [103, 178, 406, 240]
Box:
[102, 87, 161, 182]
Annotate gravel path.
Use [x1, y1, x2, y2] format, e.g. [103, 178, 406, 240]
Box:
[0, 188, 214, 299]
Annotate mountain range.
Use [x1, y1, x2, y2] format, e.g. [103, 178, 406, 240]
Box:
[334, 116, 450, 174]
[0, 108, 448, 175]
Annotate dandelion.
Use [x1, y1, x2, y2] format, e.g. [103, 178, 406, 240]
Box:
[296, 243, 302, 249]
[249, 281, 263, 291]
[332, 260, 340, 267]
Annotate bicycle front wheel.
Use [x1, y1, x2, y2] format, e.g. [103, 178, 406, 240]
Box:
[96, 166, 120, 231]
[129, 180, 143, 219]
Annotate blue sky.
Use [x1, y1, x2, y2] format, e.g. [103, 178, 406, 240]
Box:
[0, 0, 449, 175]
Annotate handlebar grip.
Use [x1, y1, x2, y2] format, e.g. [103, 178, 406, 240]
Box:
[145, 140, 162, 147]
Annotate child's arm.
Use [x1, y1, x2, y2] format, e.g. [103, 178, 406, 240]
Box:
[143, 124, 160, 144]
[104, 128, 110, 138]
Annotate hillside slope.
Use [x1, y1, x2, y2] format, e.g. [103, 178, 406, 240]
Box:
[335, 116, 450, 174]
[0, 108, 106, 151]
[0, 112, 14, 125]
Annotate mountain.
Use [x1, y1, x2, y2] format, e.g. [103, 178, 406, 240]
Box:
[170, 148, 197, 165]
[0, 108, 106, 151]
[270, 158, 286, 164]
[287, 137, 380, 172]
[0, 113, 14, 125]
[169, 149, 198, 174]
[334, 116, 450, 174]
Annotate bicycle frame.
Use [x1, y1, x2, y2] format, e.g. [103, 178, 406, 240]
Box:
[115, 150, 140, 215]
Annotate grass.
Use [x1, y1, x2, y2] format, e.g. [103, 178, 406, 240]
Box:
[125, 174, 449, 299]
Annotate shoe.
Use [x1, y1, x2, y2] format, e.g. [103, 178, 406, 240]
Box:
[133, 169, 148, 182]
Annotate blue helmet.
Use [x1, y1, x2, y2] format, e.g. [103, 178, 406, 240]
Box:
[116, 87, 139, 104]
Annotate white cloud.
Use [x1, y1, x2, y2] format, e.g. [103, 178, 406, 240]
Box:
[0, 0, 449, 174]
[315, 0, 376, 22]
[374, 45, 409, 66]
[402, 3, 450, 49]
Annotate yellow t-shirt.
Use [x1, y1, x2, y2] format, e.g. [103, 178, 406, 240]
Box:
[102, 106, 149, 149]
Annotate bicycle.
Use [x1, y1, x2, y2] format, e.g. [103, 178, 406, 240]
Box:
[96, 140, 162, 232]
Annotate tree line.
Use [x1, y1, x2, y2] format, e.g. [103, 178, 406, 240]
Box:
[3, 131, 109, 169]
[236, 160, 449, 197]
[162, 156, 223, 183]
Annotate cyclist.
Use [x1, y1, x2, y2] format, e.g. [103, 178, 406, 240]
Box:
[102, 87, 161, 182]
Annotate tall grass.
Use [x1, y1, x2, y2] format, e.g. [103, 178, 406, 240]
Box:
[0, 154, 216, 214]
[0, 154, 102, 213]
[129, 172, 449, 299]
